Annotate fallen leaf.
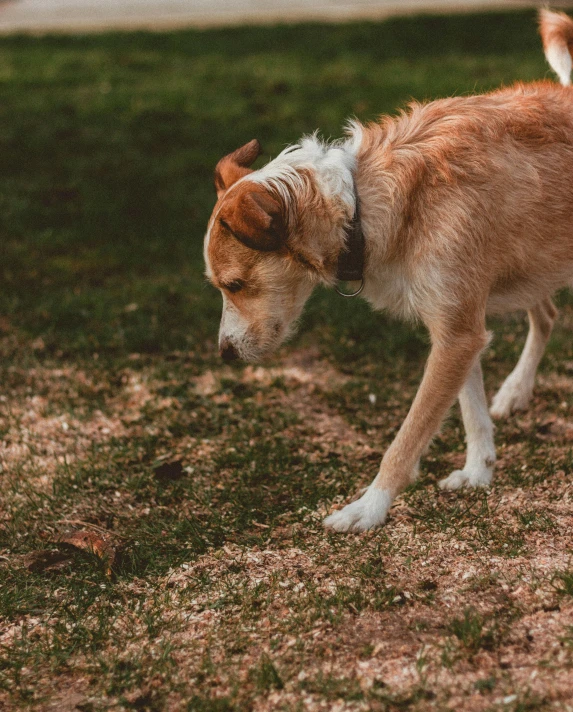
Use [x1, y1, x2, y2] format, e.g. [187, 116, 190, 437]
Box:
[52, 530, 116, 577]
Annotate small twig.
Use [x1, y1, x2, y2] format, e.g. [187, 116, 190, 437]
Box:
[55, 519, 126, 539]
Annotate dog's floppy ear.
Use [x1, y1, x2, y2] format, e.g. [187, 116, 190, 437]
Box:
[214, 139, 261, 197]
[218, 186, 286, 252]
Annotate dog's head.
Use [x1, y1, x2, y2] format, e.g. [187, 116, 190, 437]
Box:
[204, 137, 356, 362]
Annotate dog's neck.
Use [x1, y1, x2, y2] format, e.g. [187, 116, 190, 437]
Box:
[245, 129, 371, 282]
[336, 181, 365, 286]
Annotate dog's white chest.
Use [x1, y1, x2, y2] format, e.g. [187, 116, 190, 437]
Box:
[363, 263, 420, 321]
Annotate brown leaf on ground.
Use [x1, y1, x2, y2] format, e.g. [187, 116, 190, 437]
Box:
[52, 530, 116, 577]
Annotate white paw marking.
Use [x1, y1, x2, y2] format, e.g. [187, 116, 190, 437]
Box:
[490, 378, 532, 419]
[323, 487, 392, 533]
[439, 468, 492, 491]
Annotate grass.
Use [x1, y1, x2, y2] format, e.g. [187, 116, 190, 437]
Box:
[1, 8, 573, 711]
[447, 608, 500, 655]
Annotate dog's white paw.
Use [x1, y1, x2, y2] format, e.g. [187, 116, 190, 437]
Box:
[490, 379, 532, 419]
[323, 487, 392, 533]
[439, 468, 492, 490]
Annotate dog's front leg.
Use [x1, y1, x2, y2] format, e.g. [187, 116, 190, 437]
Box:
[324, 328, 489, 533]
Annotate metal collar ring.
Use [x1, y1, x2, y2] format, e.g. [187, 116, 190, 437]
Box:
[335, 279, 365, 298]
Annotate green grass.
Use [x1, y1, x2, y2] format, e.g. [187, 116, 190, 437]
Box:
[447, 608, 499, 655]
[0, 9, 563, 362]
[1, 9, 573, 711]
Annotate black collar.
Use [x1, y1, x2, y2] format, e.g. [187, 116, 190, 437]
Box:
[335, 184, 365, 296]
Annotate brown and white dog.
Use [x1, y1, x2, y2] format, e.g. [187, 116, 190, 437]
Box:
[204, 10, 573, 532]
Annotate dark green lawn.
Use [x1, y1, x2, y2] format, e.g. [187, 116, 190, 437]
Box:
[0, 10, 558, 361]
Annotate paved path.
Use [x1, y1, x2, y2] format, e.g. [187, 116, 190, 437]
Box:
[0, 0, 569, 34]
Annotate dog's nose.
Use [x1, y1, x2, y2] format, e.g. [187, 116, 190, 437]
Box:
[220, 341, 239, 362]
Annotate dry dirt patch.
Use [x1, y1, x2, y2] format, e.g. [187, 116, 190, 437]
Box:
[1, 346, 573, 710]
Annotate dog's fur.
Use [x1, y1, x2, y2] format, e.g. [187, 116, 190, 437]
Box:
[204, 10, 573, 532]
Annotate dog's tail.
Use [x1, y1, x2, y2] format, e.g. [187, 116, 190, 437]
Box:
[539, 9, 573, 86]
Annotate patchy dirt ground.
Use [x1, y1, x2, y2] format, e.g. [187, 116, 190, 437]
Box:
[2, 10, 573, 710]
[1, 313, 573, 711]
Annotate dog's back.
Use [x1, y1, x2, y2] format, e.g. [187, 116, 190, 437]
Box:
[355, 58, 573, 319]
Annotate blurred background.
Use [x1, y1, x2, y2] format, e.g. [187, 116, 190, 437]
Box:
[1, 0, 573, 365]
[0, 0, 571, 33]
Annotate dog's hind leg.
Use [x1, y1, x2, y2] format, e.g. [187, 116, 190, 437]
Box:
[324, 325, 489, 532]
[490, 296, 557, 419]
[439, 358, 495, 490]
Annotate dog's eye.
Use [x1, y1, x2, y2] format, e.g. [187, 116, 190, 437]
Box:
[225, 280, 244, 294]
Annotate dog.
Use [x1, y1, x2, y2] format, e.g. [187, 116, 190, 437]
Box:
[203, 10, 573, 532]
